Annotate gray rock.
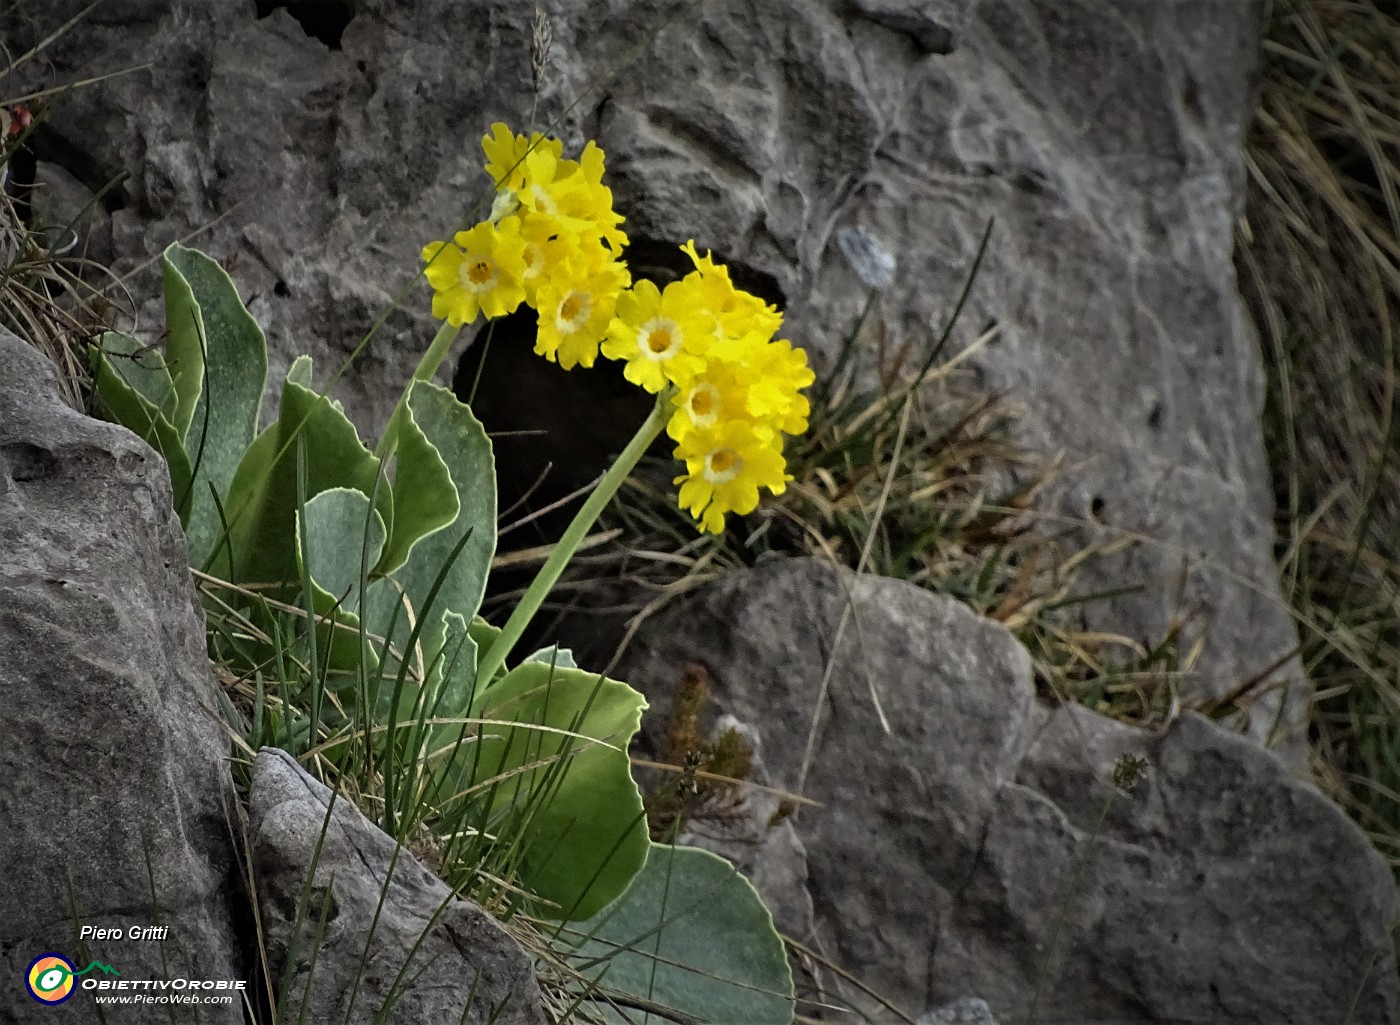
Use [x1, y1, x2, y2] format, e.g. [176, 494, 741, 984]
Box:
[920, 997, 998, 1025]
[3, 0, 1302, 743]
[616, 559, 1399, 1024]
[30, 159, 114, 268]
[0, 329, 242, 1023]
[248, 748, 546, 1025]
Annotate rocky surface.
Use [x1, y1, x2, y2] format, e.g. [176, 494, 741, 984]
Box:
[614, 558, 1399, 1025]
[0, 328, 242, 1024]
[920, 998, 999, 1025]
[248, 748, 546, 1025]
[6, 0, 1303, 744]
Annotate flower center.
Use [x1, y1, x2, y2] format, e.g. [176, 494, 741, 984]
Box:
[460, 258, 496, 292]
[530, 184, 559, 217]
[557, 291, 591, 332]
[685, 383, 719, 427]
[703, 447, 742, 484]
[639, 318, 681, 361]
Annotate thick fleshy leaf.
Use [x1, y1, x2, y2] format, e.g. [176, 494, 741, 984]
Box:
[463, 616, 512, 691]
[294, 487, 387, 681]
[408, 609, 481, 756]
[296, 487, 386, 615]
[376, 380, 458, 577]
[568, 843, 795, 1025]
[459, 661, 648, 920]
[365, 382, 494, 652]
[93, 331, 179, 414]
[222, 356, 389, 586]
[90, 339, 194, 522]
[162, 243, 269, 567]
[525, 646, 578, 670]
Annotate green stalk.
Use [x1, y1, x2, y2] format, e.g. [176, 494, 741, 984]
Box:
[374, 321, 461, 460]
[475, 391, 671, 687]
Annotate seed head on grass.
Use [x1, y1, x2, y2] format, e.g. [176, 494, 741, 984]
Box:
[531, 7, 554, 93]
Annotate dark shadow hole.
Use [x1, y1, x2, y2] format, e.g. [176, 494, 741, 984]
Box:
[3, 443, 58, 484]
[454, 235, 787, 644]
[3, 145, 36, 226]
[454, 234, 787, 553]
[255, 0, 354, 49]
[28, 125, 131, 213]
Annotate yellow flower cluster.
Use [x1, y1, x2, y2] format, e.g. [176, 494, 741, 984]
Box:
[421, 124, 629, 370]
[421, 124, 813, 534]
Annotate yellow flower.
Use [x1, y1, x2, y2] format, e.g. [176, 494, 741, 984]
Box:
[665, 357, 755, 441]
[519, 145, 628, 254]
[664, 334, 814, 442]
[519, 146, 586, 219]
[602, 279, 707, 393]
[576, 141, 628, 253]
[677, 240, 783, 343]
[518, 210, 579, 305]
[482, 122, 562, 192]
[733, 336, 815, 436]
[425, 127, 811, 538]
[421, 217, 527, 326]
[674, 420, 790, 534]
[534, 254, 631, 370]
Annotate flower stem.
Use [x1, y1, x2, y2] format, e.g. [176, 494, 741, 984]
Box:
[375, 321, 461, 460]
[475, 391, 671, 687]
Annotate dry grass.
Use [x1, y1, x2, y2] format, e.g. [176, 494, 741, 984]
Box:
[1237, 0, 1400, 864]
[0, 116, 109, 409]
[545, 321, 1194, 732]
[0, 3, 143, 406]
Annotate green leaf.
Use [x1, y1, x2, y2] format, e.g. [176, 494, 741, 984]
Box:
[162, 243, 269, 567]
[460, 661, 648, 920]
[525, 646, 578, 670]
[90, 339, 194, 522]
[376, 380, 459, 577]
[296, 487, 386, 615]
[295, 487, 387, 682]
[93, 331, 179, 415]
[291, 487, 387, 682]
[365, 382, 494, 652]
[413, 609, 480, 752]
[569, 843, 795, 1025]
[223, 356, 389, 587]
[463, 616, 511, 692]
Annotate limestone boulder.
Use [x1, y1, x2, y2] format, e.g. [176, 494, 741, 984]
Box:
[0, 329, 243, 1024]
[615, 559, 1398, 1024]
[248, 748, 546, 1025]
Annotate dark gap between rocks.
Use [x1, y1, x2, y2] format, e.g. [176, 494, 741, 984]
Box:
[254, 0, 354, 50]
[455, 236, 786, 647]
